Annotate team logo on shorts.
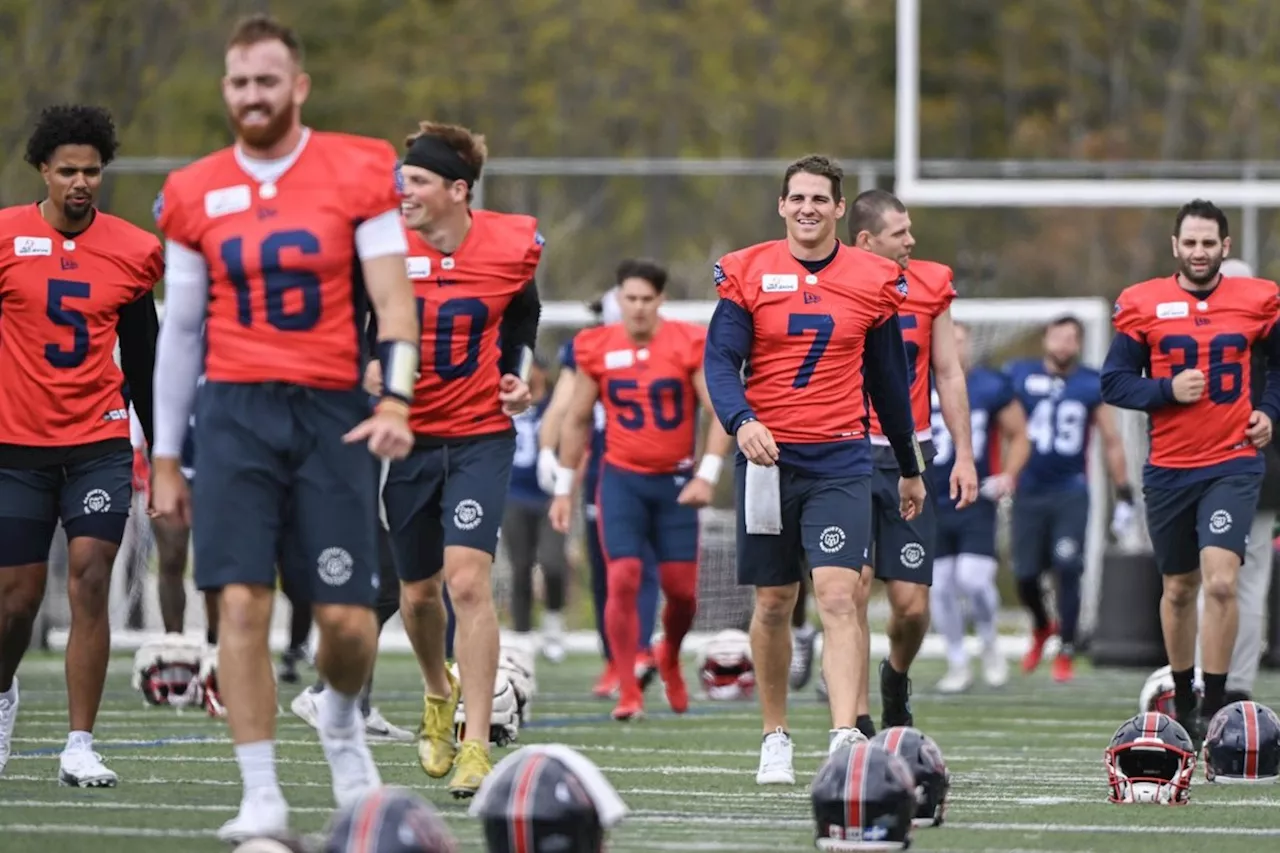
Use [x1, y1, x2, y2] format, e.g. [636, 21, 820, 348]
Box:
[1053, 537, 1078, 561]
[454, 499, 484, 531]
[82, 488, 111, 514]
[900, 542, 925, 570]
[818, 525, 846, 555]
[317, 547, 354, 587]
[1209, 510, 1233, 535]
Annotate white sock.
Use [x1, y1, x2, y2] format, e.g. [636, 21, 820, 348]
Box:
[65, 730, 93, 753]
[234, 740, 278, 794]
[543, 611, 564, 636]
[794, 623, 816, 640]
[319, 688, 360, 735]
[930, 557, 967, 666]
[957, 554, 1000, 647]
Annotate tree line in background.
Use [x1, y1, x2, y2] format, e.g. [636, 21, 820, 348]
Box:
[4, 0, 1280, 299]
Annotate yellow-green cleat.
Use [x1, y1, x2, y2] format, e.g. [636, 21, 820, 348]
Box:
[447, 740, 492, 799]
[417, 667, 460, 779]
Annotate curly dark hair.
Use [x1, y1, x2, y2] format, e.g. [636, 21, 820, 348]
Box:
[24, 104, 119, 169]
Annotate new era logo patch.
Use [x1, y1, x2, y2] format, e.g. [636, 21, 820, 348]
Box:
[803, 291, 822, 304]
[60, 257, 78, 270]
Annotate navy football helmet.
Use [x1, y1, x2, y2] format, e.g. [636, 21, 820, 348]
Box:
[871, 727, 950, 827]
[1104, 712, 1196, 804]
[470, 745, 628, 853]
[326, 786, 457, 853]
[810, 742, 917, 850]
[1204, 700, 1280, 784]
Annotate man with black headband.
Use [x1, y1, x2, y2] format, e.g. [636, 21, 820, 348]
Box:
[379, 120, 542, 798]
[150, 15, 418, 841]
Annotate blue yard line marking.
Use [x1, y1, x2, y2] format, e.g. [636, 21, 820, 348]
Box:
[16, 735, 220, 757]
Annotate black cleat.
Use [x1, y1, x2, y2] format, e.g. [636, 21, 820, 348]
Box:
[879, 659, 914, 729]
[278, 645, 304, 684]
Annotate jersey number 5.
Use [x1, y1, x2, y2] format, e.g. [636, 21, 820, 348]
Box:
[45, 278, 91, 368]
[1159, 333, 1249, 403]
[222, 231, 321, 331]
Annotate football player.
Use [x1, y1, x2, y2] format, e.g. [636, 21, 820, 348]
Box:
[705, 155, 925, 785]
[382, 121, 542, 797]
[1102, 199, 1280, 746]
[850, 189, 978, 734]
[538, 294, 662, 699]
[930, 322, 1029, 692]
[0, 104, 162, 786]
[549, 259, 730, 721]
[1006, 315, 1133, 682]
[151, 15, 417, 840]
[504, 356, 569, 661]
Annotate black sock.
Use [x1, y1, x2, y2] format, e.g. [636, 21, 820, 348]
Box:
[1172, 667, 1196, 718]
[856, 714, 876, 739]
[1202, 672, 1228, 718]
[882, 660, 908, 686]
[205, 626, 217, 646]
[1016, 578, 1050, 631]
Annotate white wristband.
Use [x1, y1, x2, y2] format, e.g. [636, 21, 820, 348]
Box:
[696, 454, 723, 485]
[552, 465, 576, 497]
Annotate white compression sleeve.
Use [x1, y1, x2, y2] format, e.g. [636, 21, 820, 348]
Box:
[354, 209, 409, 261]
[153, 240, 209, 459]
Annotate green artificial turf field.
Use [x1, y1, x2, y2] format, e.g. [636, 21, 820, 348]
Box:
[3, 651, 1280, 852]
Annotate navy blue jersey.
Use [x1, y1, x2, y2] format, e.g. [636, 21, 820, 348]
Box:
[1004, 359, 1102, 493]
[509, 397, 550, 505]
[559, 336, 607, 500]
[929, 366, 1015, 509]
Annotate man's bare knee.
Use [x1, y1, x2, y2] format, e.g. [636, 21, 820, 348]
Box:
[812, 566, 861, 622]
[0, 566, 47, 621]
[754, 585, 798, 627]
[314, 604, 375, 649]
[444, 550, 494, 611]
[888, 582, 929, 624]
[1162, 575, 1200, 608]
[400, 577, 443, 617]
[219, 584, 274, 635]
[67, 543, 114, 608]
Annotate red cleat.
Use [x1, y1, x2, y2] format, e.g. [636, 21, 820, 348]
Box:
[1021, 621, 1058, 674]
[611, 690, 645, 721]
[592, 662, 620, 699]
[654, 640, 688, 714]
[1051, 652, 1074, 683]
[635, 649, 658, 690]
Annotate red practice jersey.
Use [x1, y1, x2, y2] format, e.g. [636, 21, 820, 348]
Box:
[405, 210, 543, 438]
[1114, 275, 1280, 468]
[0, 204, 162, 447]
[574, 320, 707, 474]
[868, 259, 957, 440]
[714, 241, 906, 444]
[157, 132, 400, 389]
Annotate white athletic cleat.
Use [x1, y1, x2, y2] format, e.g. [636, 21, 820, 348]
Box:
[58, 749, 118, 788]
[756, 727, 795, 785]
[290, 689, 321, 729]
[982, 643, 1009, 688]
[935, 662, 973, 695]
[364, 707, 413, 742]
[828, 727, 869, 755]
[541, 635, 566, 664]
[320, 723, 381, 808]
[0, 678, 17, 776]
[216, 788, 289, 843]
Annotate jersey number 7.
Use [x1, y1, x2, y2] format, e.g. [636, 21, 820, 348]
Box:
[787, 313, 834, 388]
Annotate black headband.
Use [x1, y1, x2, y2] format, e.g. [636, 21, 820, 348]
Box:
[403, 134, 477, 186]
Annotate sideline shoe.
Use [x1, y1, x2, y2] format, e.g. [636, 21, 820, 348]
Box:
[756, 727, 795, 785]
[418, 668, 461, 778]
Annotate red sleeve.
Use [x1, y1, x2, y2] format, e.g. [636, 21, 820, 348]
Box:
[346, 139, 402, 222]
[714, 254, 749, 310]
[1112, 288, 1148, 340]
[934, 265, 958, 317]
[133, 236, 164, 300]
[685, 322, 707, 372]
[523, 221, 545, 280]
[573, 327, 603, 382]
[876, 267, 910, 322]
[155, 173, 199, 250]
[1253, 280, 1280, 338]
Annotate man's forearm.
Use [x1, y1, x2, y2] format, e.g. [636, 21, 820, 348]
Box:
[936, 369, 973, 463]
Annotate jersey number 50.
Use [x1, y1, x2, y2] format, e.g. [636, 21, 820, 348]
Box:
[222, 231, 321, 331]
[607, 378, 684, 430]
